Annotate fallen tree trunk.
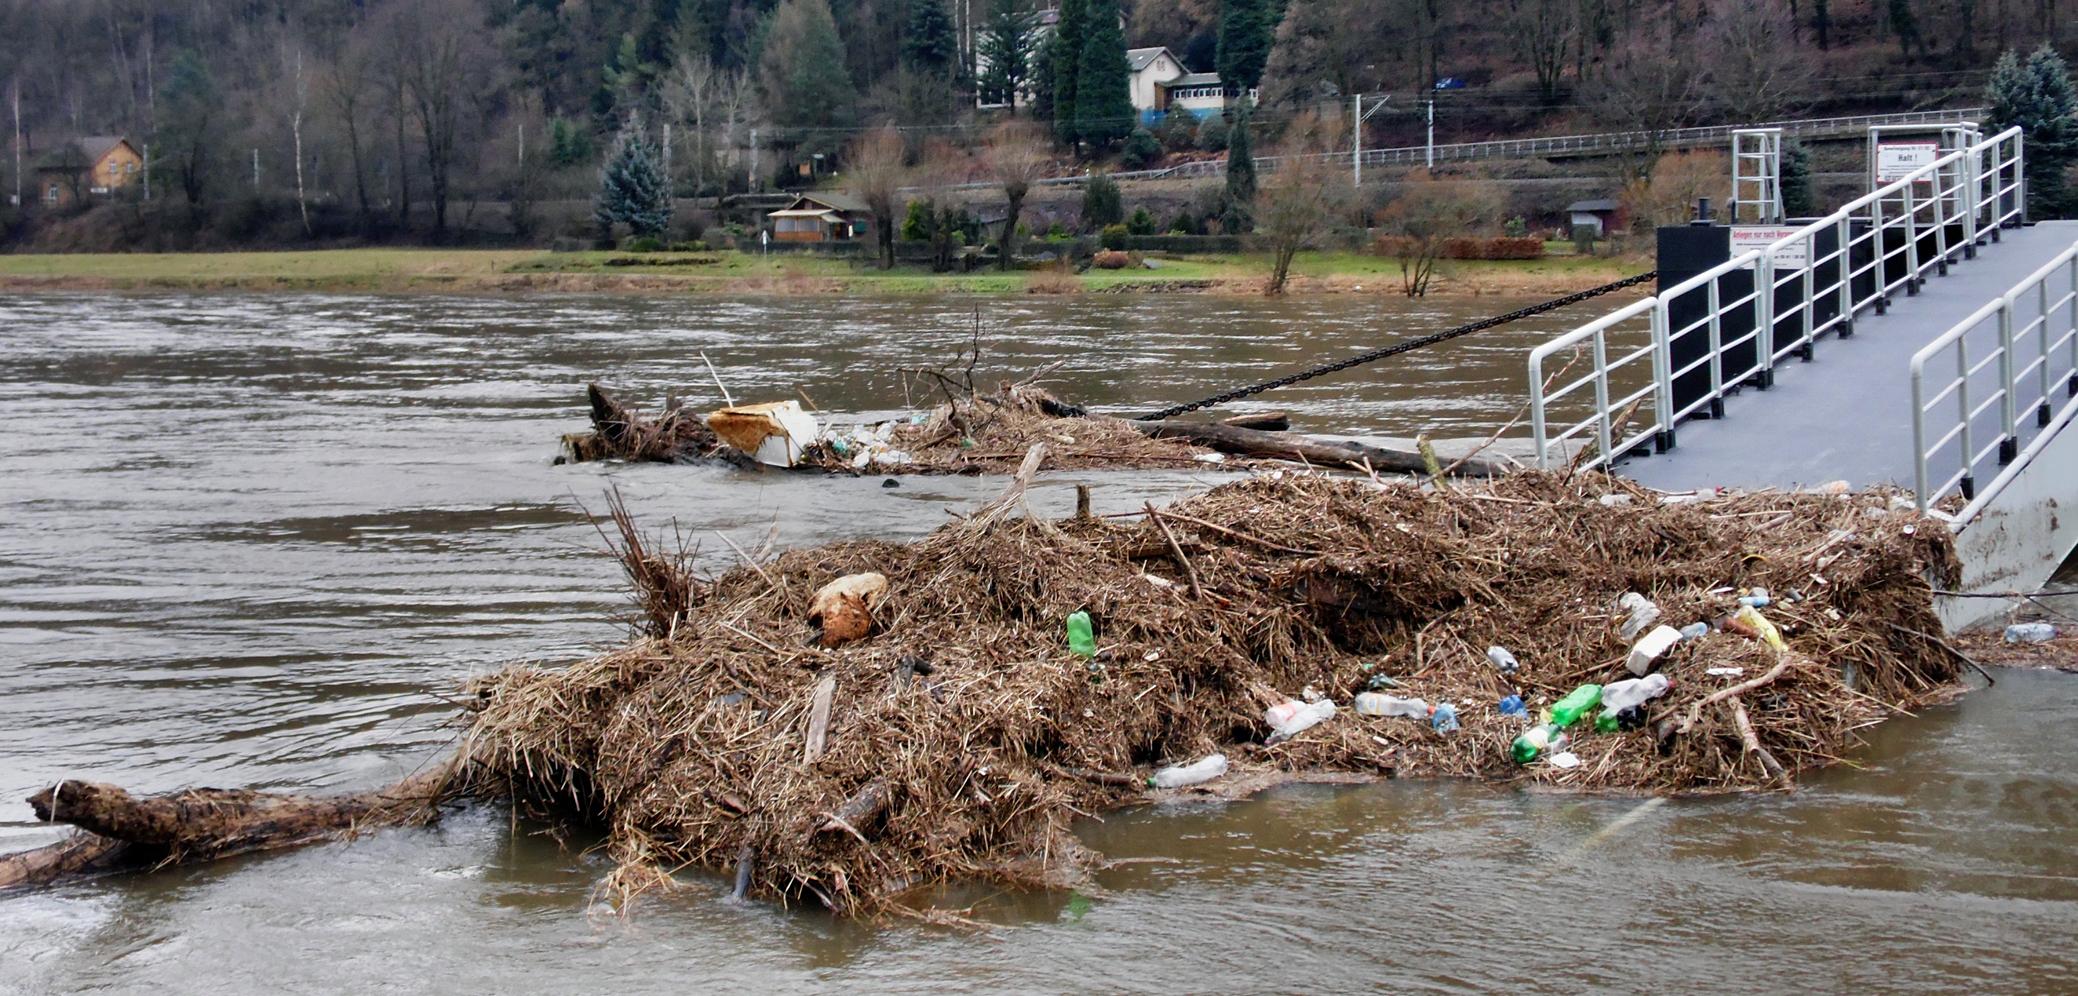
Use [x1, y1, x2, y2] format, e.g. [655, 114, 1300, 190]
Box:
[0, 763, 456, 891]
[1131, 420, 1503, 477]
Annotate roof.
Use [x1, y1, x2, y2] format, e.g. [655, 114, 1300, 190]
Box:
[1567, 199, 1620, 213]
[769, 208, 844, 221]
[788, 192, 869, 214]
[34, 135, 134, 170]
[1127, 47, 1174, 73]
[1162, 72, 1222, 88]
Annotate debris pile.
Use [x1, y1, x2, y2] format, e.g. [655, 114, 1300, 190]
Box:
[454, 466, 1965, 917]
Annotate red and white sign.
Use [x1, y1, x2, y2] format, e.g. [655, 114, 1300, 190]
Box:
[1876, 141, 1941, 182]
[1730, 226, 1810, 269]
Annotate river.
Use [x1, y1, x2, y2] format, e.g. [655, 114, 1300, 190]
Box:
[1, 291, 2072, 993]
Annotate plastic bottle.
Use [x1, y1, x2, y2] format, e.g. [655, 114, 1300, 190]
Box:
[1354, 693, 1429, 718]
[1625, 624, 1682, 676]
[1268, 699, 1336, 742]
[2005, 622, 2056, 643]
[1679, 621, 1711, 640]
[1733, 605, 1787, 651]
[1549, 684, 1603, 728]
[1497, 694, 1527, 718]
[1066, 611, 1096, 657]
[1430, 702, 1459, 732]
[1149, 754, 1228, 788]
[1365, 672, 1401, 691]
[1511, 722, 1569, 763]
[1602, 673, 1672, 713]
[1618, 592, 1661, 641]
[1739, 586, 1772, 608]
[1487, 646, 1520, 675]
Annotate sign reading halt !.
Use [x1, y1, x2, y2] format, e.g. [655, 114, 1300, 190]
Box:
[1875, 141, 1941, 183]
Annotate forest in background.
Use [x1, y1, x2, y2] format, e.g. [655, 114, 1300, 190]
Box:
[0, 0, 2066, 248]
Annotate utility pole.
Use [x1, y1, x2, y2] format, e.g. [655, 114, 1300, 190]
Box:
[663, 121, 673, 188]
[142, 143, 151, 202]
[1352, 93, 1388, 189]
[9, 77, 20, 209]
[748, 127, 759, 192]
[1425, 99, 1435, 170]
[252, 148, 260, 189]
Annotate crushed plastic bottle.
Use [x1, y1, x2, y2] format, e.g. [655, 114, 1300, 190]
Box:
[1549, 684, 1604, 728]
[2004, 622, 2057, 643]
[1267, 699, 1336, 742]
[1149, 754, 1228, 789]
[1732, 605, 1788, 651]
[1739, 586, 1772, 608]
[1430, 702, 1459, 732]
[1627, 625, 1683, 676]
[1365, 672, 1402, 691]
[1354, 693, 1429, 718]
[1602, 673, 1673, 713]
[1487, 646, 1520, 676]
[1497, 694, 1527, 718]
[1618, 592, 1662, 641]
[1066, 611, 1096, 657]
[1679, 621, 1711, 640]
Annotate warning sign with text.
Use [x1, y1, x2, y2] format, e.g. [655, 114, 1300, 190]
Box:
[1730, 226, 1810, 270]
[1875, 141, 1941, 182]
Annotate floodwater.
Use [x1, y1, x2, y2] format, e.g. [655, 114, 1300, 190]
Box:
[0, 292, 2072, 993]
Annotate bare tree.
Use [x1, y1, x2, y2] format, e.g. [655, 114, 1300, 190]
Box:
[278, 33, 312, 237]
[1257, 115, 1356, 295]
[1620, 149, 1729, 231]
[1376, 171, 1502, 297]
[322, 43, 375, 233]
[1582, 28, 1706, 179]
[1701, 0, 1815, 124]
[1508, 0, 1579, 103]
[984, 119, 1051, 270]
[395, 6, 466, 241]
[845, 123, 907, 269]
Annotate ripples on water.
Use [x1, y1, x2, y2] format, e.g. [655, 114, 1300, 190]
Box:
[0, 292, 2072, 992]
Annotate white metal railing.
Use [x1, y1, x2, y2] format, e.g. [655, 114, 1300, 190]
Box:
[1527, 298, 1665, 468]
[1910, 242, 2078, 516]
[1529, 125, 2025, 471]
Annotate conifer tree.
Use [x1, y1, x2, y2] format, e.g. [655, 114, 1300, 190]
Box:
[1989, 45, 2078, 218]
[596, 116, 673, 239]
[1221, 103, 1257, 233]
[977, 0, 1037, 108]
[1050, 0, 1089, 143]
[1217, 0, 1274, 90]
[1074, 0, 1133, 146]
[902, 0, 960, 78]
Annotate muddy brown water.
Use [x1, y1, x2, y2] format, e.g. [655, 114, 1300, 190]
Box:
[1, 292, 2073, 993]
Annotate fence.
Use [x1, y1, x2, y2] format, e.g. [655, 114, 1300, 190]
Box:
[1910, 242, 2078, 518]
[1527, 125, 2025, 473]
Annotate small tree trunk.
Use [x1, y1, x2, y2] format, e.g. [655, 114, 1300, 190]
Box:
[999, 187, 1026, 270]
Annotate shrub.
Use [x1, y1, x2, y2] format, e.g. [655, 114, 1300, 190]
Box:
[1126, 207, 1157, 235]
[900, 199, 932, 241]
[1197, 113, 1229, 152]
[1370, 235, 1544, 260]
[1503, 215, 1528, 237]
[1092, 249, 1134, 268]
[623, 235, 664, 252]
[1046, 222, 1070, 240]
[1082, 174, 1123, 230]
[1100, 223, 1130, 249]
[1122, 128, 1163, 168]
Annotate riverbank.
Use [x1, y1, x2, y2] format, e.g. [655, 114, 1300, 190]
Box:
[0, 247, 1643, 297]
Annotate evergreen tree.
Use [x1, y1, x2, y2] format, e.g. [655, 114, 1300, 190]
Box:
[156, 50, 221, 208]
[758, 0, 856, 149]
[1082, 173, 1123, 229]
[1051, 0, 1089, 142]
[1888, 0, 1922, 57]
[596, 116, 674, 238]
[1074, 0, 1134, 146]
[1217, 0, 1274, 90]
[1988, 45, 2078, 219]
[1221, 103, 1257, 233]
[902, 0, 959, 78]
[977, 0, 1037, 108]
[1781, 140, 1815, 217]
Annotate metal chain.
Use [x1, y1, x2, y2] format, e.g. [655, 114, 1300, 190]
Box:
[1136, 271, 1658, 422]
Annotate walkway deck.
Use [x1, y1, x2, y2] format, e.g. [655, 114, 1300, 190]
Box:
[1620, 220, 2078, 492]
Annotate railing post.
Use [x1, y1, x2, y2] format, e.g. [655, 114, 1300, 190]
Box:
[1837, 216, 1856, 333]
[1801, 242, 1816, 356]
[2069, 255, 2078, 399]
[1651, 304, 1675, 452]
[1592, 329, 1613, 466]
[1529, 353, 1551, 470]
[1912, 362, 1929, 512]
[1957, 337, 1976, 500]
[1706, 279, 1726, 416]
[1872, 197, 1890, 313]
[1756, 255, 1776, 387]
[2040, 277, 2056, 427]
[1998, 302, 2018, 464]
[1903, 178, 1921, 293]
[1963, 145, 1981, 256]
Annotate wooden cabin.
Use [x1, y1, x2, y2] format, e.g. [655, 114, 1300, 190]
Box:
[768, 192, 870, 243]
[35, 136, 144, 207]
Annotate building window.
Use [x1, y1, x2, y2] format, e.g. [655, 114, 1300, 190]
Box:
[45, 183, 59, 204]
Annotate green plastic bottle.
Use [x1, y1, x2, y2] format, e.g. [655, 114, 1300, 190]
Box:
[1594, 711, 1620, 734]
[1066, 611, 1096, 657]
[1549, 684, 1603, 729]
[1511, 722, 1562, 764]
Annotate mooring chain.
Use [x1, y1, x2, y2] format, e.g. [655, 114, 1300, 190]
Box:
[1136, 271, 1659, 422]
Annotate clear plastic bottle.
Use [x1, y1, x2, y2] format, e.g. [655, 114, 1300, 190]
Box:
[1487, 646, 1520, 675]
[1149, 753, 1228, 788]
[1618, 592, 1661, 641]
[1354, 692, 1430, 718]
[2005, 622, 2056, 643]
[1601, 673, 1672, 713]
[1267, 699, 1336, 741]
[1430, 702, 1459, 732]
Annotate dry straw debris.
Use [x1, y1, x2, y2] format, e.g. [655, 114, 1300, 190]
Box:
[456, 464, 1964, 918]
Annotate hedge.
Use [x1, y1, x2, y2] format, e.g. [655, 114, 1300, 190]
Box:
[1371, 236, 1545, 260]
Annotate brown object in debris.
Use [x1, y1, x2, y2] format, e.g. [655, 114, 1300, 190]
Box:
[1132, 418, 1505, 477]
[558, 384, 749, 466]
[808, 572, 889, 647]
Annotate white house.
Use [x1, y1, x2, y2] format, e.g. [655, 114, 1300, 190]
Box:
[976, 26, 1255, 124]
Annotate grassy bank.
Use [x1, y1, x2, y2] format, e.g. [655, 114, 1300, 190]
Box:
[0, 247, 1646, 297]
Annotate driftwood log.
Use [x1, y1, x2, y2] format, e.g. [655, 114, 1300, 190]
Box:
[0, 763, 456, 891]
[1130, 419, 1504, 477]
